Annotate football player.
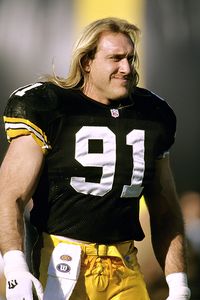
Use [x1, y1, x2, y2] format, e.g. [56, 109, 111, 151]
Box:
[0, 17, 190, 300]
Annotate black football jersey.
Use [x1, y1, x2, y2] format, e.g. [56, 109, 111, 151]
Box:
[3, 82, 176, 243]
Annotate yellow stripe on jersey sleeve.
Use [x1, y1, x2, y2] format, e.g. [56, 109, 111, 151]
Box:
[3, 116, 51, 154]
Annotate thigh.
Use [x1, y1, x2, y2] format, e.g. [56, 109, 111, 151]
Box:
[111, 246, 150, 300]
[110, 267, 150, 300]
[73, 254, 150, 300]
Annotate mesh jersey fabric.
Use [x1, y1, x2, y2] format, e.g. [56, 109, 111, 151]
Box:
[3, 82, 176, 243]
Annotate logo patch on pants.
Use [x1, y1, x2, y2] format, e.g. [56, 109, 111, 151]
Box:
[56, 263, 71, 273]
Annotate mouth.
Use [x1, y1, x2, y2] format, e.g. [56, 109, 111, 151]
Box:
[113, 74, 132, 82]
[113, 77, 131, 87]
[114, 75, 129, 80]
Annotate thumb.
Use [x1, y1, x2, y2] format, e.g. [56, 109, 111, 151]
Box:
[30, 274, 44, 300]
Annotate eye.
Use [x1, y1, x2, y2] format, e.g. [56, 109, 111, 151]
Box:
[111, 56, 121, 62]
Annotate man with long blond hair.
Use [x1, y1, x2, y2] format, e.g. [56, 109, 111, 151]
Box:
[0, 17, 190, 300]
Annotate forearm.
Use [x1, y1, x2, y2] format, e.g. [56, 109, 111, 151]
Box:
[164, 234, 187, 275]
[152, 226, 187, 276]
[0, 196, 25, 254]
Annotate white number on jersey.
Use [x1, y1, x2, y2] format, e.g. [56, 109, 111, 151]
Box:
[70, 126, 145, 198]
[70, 127, 116, 196]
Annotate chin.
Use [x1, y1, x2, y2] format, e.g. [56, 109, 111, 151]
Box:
[114, 90, 129, 100]
[108, 86, 130, 101]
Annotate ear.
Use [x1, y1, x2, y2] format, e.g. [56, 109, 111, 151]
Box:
[81, 56, 91, 73]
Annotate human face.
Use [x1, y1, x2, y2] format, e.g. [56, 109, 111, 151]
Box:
[83, 31, 135, 105]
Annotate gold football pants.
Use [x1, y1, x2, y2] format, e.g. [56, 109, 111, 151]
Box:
[38, 233, 150, 300]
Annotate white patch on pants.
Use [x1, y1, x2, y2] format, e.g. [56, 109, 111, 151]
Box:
[43, 242, 81, 300]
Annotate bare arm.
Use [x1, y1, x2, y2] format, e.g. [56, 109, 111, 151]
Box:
[144, 155, 187, 276]
[0, 135, 44, 254]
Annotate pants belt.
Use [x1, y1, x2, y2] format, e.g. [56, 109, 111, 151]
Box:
[43, 233, 135, 257]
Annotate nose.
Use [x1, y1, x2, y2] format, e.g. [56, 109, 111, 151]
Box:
[119, 58, 132, 74]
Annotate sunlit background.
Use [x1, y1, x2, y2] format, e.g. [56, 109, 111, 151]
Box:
[0, 0, 199, 299]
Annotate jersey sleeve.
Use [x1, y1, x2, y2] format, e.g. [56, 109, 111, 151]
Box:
[3, 82, 56, 154]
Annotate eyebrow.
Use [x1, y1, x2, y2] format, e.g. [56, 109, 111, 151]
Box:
[108, 53, 134, 59]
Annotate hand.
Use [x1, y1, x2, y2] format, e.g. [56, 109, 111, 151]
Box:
[3, 250, 43, 300]
[166, 272, 191, 300]
[6, 271, 43, 300]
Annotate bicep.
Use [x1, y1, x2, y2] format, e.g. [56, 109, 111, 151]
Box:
[0, 135, 44, 205]
[144, 155, 180, 218]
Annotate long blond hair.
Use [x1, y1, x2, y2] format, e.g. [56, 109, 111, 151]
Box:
[46, 17, 140, 90]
